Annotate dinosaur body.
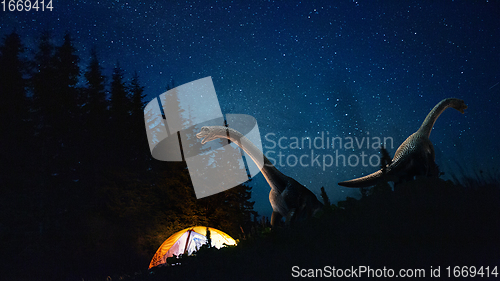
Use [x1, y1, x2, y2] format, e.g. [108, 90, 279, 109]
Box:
[197, 126, 323, 226]
[338, 98, 467, 188]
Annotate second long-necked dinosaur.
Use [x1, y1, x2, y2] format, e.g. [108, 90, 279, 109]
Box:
[338, 98, 467, 188]
[197, 126, 323, 226]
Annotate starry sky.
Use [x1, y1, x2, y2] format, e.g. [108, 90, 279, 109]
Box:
[2, 0, 499, 216]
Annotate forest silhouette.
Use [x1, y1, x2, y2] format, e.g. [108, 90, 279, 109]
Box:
[0, 31, 256, 280]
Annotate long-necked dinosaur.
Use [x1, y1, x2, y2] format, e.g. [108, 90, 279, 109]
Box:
[338, 98, 467, 188]
[197, 126, 323, 226]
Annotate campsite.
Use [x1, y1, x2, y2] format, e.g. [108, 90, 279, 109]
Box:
[140, 177, 500, 281]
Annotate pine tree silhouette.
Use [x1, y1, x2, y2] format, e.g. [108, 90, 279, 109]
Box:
[0, 31, 259, 279]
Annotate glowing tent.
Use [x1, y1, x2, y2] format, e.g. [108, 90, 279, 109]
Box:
[148, 226, 237, 269]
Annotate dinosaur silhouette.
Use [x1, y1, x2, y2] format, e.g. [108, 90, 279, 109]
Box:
[197, 126, 323, 226]
[338, 98, 467, 188]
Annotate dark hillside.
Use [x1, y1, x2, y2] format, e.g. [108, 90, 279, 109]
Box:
[129, 177, 500, 281]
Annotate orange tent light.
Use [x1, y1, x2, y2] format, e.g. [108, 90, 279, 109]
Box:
[149, 226, 237, 269]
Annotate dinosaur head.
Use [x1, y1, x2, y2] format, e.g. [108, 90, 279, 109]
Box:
[451, 98, 467, 114]
[196, 126, 224, 144]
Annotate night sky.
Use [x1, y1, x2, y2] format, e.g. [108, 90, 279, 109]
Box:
[2, 0, 499, 216]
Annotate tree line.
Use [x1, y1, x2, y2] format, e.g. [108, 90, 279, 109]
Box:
[0, 31, 256, 280]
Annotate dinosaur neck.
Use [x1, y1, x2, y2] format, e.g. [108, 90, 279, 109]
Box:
[220, 127, 288, 193]
[339, 98, 465, 188]
[417, 98, 456, 138]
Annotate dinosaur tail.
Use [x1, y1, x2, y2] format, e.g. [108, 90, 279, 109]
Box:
[338, 169, 384, 188]
[339, 152, 412, 187]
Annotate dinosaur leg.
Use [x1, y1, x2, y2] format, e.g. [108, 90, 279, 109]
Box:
[284, 208, 296, 226]
[271, 211, 283, 227]
[427, 160, 440, 177]
[423, 150, 440, 177]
